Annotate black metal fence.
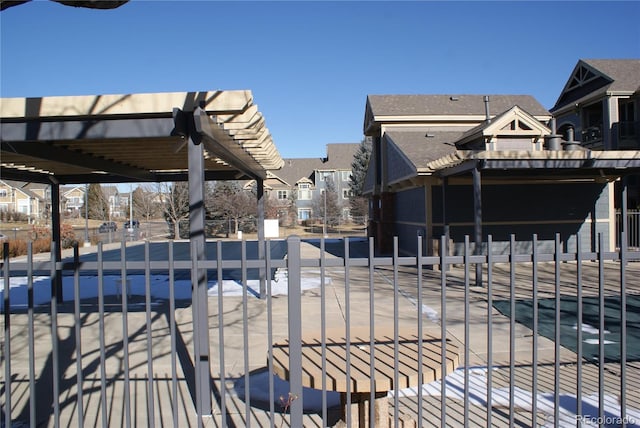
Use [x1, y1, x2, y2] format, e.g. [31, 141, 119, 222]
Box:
[1, 233, 639, 427]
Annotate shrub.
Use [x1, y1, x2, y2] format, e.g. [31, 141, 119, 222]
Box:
[29, 225, 51, 241]
[60, 224, 78, 249]
[32, 238, 51, 254]
[7, 239, 27, 258]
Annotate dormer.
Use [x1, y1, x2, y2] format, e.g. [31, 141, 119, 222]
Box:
[455, 106, 551, 151]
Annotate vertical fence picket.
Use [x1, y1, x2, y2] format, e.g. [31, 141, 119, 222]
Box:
[509, 234, 516, 426]
[343, 237, 352, 427]
[393, 237, 400, 428]
[73, 244, 84, 427]
[50, 241, 60, 428]
[619, 220, 628, 425]
[463, 236, 470, 425]
[97, 243, 108, 428]
[144, 241, 155, 428]
[486, 235, 493, 428]
[265, 239, 275, 428]
[368, 237, 376, 427]
[598, 233, 605, 423]
[168, 241, 178, 428]
[531, 235, 539, 428]
[286, 236, 303, 426]
[576, 234, 583, 422]
[320, 237, 328, 428]
[416, 235, 424, 428]
[3, 242, 11, 428]
[440, 235, 447, 428]
[241, 239, 251, 426]
[216, 240, 227, 427]
[120, 242, 131, 428]
[554, 233, 561, 426]
[27, 243, 35, 428]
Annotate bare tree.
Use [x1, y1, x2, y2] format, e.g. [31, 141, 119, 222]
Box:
[161, 182, 189, 239]
[132, 184, 161, 222]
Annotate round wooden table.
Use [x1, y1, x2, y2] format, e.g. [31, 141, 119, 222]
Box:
[271, 327, 460, 427]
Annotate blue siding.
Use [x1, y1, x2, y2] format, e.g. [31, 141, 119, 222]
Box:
[430, 182, 612, 254]
[393, 187, 426, 254]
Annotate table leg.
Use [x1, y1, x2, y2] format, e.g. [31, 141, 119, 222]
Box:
[336, 392, 389, 428]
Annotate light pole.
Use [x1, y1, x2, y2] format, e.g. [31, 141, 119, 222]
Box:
[84, 183, 90, 247]
[323, 189, 328, 238]
[128, 184, 134, 241]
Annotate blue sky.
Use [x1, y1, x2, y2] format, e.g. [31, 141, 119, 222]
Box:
[1, 1, 639, 159]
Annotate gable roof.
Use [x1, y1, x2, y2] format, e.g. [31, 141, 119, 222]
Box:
[0, 179, 46, 200]
[364, 94, 550, 133]
[551, 59, 640, 112]
[455, 106, 551, 147]
[272, 143, 360, 186]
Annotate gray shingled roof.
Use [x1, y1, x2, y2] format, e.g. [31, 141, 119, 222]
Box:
[385, 131, 461, 170]
[582, 59, 640, 92]
[367, 94, 550, 118]
[273, 143, 360, 186]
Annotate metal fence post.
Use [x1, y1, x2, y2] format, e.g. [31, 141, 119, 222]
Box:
[286, 235, 303, 425]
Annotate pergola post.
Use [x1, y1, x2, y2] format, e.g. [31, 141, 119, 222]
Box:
[50, 180, 63, 300]
[472, 166, 483, 287]
[187, 128, 212, 417]
[257, 178, 266, 298]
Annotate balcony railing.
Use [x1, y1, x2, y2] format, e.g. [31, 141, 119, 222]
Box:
[618, 121, 640, 149]
[581, 125, 602, 147]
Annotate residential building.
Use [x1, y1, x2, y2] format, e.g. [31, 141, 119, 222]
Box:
[0, 180, 49, 220]
[362, 93, 640, 256]
[253, 143, 360, 224]
[102, 185, 124, 218]
[60, 185, 86, 216]
[0, 181, 138, 221]
[550, 59, 640, 206]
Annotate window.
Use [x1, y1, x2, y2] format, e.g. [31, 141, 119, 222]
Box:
[0, 189, 7, 198]
[277, 190, 288, 200]
[298, 209, 311, 220]
[342, 189, 352, 199]
[298, 183, 311, 200]
[341, 171, 351, 181]
[319, 171, 333, 181]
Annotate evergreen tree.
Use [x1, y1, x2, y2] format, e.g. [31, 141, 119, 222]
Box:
[85, 183, 109, 220]
[313, 177, 341, 226]
[207, 181, 255, 236]
[349, 139, 372, 220]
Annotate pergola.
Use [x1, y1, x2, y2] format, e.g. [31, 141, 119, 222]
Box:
[0, 89, 284, 416]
